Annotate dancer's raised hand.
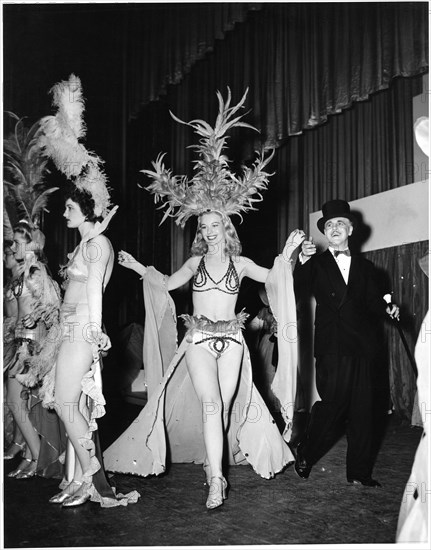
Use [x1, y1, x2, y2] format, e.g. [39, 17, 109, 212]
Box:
[118, 250, 147, 277]
[281, 229, 306, 261]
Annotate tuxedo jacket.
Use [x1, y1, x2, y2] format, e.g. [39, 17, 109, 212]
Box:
[294, 249, 387, 358]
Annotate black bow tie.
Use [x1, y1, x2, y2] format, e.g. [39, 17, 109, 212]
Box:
[334, 249, 350, 257]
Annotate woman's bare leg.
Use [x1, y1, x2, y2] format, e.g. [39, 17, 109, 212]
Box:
[186, 346, 224, 478]
[6, 377, 40, 473]
[54, 340, 93, 487]
[217, 343, 244, 431]
[185, 342, 243, 478]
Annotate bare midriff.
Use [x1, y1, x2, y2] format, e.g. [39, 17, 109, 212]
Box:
[191, 291, 238, 321]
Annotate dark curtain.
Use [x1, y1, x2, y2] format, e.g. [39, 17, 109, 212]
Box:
[273, 75, 423, 248]
[121, 2, 427, 280]
[125, 3, 262, 118]
[130, 74, 422, 266]
[364, 241, 429, 422]
[3, 4, 127, 332]
[126, 2, 428, 141]
[3, 3, 428, 356]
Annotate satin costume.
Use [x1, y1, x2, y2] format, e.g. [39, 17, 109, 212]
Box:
[39, 213, 140, 507]
[4, 258, 66, 478]
[104, 244, 298, 479]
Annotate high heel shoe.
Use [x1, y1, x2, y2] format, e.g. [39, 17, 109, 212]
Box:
[206, 476, 228, 510]
[16, 458, 38, 479]
[62, 482, 91, 508]
[49, 480, 83, 504]
[4, 441, 25, 460]
[203, 462, 211, 486]
[8, 457, 37, 478]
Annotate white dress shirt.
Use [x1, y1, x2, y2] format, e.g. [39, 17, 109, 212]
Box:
[329, 246, 351, 284]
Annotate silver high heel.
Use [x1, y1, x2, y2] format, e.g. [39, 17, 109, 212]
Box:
[16, 458, 37, 479]
[8, 457, 37, 478]
[49, 480, 83, 504]
[206, 476, 228, 510]
[4, 441, 25, 460]
[62, 481, 91, 508]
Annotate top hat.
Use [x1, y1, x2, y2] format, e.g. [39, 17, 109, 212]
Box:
[317, 199, 356, 233]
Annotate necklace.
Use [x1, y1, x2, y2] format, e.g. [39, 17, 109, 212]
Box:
[12, 273, 25, 298]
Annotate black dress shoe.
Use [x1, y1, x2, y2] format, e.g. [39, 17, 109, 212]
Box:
[347, 477, 382, 488]
[294, 445, 312, 479]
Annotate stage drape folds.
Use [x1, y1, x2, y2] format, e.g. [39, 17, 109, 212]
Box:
[134, 75, 422, 270]
[3, 3, 428, 412]
[272, 76, 423, 248]
[126, 2, 428, 142]
[364, 241, 429, 422]
[125, 3, 262, 118]
[122, 2, 427, 274]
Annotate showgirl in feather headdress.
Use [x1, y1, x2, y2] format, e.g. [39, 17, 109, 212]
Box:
[33, 74, 139, 508]
[3, 112, 64, 479]
[105, 88, 305, 510]
[38, 73, 112, 219]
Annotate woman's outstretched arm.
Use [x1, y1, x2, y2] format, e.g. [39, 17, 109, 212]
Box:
[240, 229, 306, 283]
[118, 251, 197, 291]
[118, 250, 147, 277]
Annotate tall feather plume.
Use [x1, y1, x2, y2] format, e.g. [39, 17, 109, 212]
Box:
[37, 74, 112, 217]
[141, 88, 275, 227]
[38, 74, 91, 177]
[3, 111, 58, 233]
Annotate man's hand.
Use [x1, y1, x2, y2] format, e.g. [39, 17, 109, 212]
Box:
[386, 303, 400, 321]
[383, 294, 400, 320]
[301, 237, 316, 257]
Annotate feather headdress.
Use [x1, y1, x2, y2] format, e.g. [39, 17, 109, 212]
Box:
[38, 74, 111, 217]
[3, 111, 58, 244]
[142, 88, 275, 227]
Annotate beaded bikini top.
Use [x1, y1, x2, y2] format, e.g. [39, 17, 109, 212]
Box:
[193, 256, 240, 295]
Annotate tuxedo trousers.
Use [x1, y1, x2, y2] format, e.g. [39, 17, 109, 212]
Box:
[302, 354, 376, 480]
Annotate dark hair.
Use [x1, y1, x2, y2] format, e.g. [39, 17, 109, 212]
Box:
[64, 184, 102, 223]
[190, 211, 242, 257]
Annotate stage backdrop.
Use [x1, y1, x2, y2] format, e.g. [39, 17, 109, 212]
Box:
[300, 181, 429, 421]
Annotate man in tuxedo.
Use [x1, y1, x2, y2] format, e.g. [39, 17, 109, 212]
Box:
[293, 199, 399, 487]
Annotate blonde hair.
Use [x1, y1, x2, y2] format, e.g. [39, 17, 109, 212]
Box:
[13, 221, 46, 261]
[190, 211, 242, 257]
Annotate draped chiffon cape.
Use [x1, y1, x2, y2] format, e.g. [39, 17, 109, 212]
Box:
[104, 253, 297, 478]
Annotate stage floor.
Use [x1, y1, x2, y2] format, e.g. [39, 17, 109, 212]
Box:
[3, 401, 423, 548]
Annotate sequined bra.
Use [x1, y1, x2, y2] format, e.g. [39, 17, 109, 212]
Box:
[193, 256, 240, 295]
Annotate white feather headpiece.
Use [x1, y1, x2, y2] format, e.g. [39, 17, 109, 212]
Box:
[38, 74, 111, 217]
[141, 88, 275, 227]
